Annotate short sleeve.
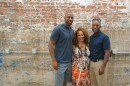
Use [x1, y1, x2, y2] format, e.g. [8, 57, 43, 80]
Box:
[50, 27, 60, 42]
[103, 36, 110, 50]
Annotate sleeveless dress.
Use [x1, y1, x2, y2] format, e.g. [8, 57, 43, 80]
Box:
[72, 46, 90, 86]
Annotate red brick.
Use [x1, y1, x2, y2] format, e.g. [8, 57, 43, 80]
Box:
[118, 13, 127, 15]
[0, 2, 7, 6]
[16, 9, 25, 15]
[0, 12, 4, 15]
[87, 5, 96, 9]
[82, 8, 88, 12]
[110, 6, 118, 9]
[99, 12, 106, 15]
[0, 7, 7, 11]
[102, 3, 108, 6]
[118, 6, 126, 9]
[10, 19, 18, 22]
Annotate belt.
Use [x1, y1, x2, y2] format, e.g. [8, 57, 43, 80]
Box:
[91, 59, 103, 62]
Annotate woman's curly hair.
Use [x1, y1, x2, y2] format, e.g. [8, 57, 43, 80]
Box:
[73, 27, 89, 47]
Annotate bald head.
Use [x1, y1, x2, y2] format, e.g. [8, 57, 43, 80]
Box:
[64, 13, 74, 27]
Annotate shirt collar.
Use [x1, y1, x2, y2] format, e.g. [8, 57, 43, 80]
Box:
[92, 31, 101, 37]
[62, 23, 72, 29]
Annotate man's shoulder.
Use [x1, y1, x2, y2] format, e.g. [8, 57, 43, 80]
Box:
[100, 32, 110, 41]
[100, 31, 108, 37]
[53, 24, 64, 30]
[54, 24, 62, 29]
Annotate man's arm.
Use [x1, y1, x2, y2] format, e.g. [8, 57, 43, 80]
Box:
[48, 40, 58, 70]
[103, 50, 110, 66]
[99, 35, 111, 75]
[99, 50, 110, 75]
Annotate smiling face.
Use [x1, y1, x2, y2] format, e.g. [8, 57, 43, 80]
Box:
[77, 30, 84, 43]
[64, 13, 74, 27]
[92, 19, 101, 33]
[73, 28, 89, 47]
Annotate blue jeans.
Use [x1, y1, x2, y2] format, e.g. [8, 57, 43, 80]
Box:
[55, 63, 72, 86]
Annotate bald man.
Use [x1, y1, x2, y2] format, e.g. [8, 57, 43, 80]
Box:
[48, 13, 74, 86]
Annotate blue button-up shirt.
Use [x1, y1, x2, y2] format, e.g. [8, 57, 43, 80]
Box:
[50, 24, 74, 64]
[89, 31, 110, 59]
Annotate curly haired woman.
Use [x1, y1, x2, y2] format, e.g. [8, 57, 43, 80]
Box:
[72, 27, 90, 86]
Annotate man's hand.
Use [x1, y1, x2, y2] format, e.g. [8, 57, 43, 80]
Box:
[99, 64, 106, 75]
[52, 60, 58, 70]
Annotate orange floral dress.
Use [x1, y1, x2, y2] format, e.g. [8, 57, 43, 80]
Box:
[72, 46, 90, 86]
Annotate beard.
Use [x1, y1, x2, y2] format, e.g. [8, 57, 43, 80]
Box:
[65, 20, 73, 27]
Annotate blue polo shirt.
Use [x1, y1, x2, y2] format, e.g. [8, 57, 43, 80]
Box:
[89, 31, 110, 60]
[50, 24, 74, 64]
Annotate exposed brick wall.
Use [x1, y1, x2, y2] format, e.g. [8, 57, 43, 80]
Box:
[0, 0, 130, 86]
[1, 0, 130, 30]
